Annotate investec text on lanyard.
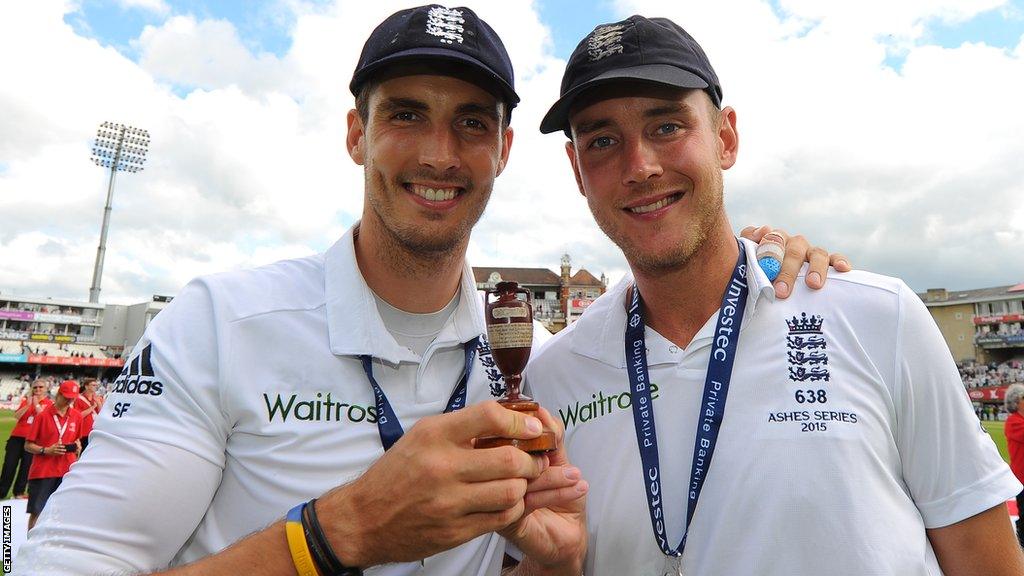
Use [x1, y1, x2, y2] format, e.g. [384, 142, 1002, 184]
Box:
[360, 336, 480, 451]
[625, 240, 748, 571]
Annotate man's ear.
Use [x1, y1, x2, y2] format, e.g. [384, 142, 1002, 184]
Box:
[565, 140, 586, 197]
[346, 109, 365, 165]
[496, 126, 513, 176]
[718, 106, 739, 170]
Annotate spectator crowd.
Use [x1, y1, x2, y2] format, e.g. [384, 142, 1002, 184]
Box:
[959, 359, 1024, 389]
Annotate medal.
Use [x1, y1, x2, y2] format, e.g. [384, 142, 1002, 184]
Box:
[663, 553, 683, 576]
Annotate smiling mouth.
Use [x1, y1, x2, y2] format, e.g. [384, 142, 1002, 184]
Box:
[406, 183, 463, 202]
[627, 192, 684, 214]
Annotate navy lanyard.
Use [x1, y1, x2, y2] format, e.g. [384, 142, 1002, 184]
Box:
[625, 241, 748, 559]
[360, 336, 479, 451]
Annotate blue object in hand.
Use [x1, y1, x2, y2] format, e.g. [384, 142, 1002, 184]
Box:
[758, 256, 781, 282]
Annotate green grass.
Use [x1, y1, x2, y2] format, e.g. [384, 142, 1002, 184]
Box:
[0, 409, 15, 498]
[0, 410, 16, 575]
[983, 420, 1011, 465]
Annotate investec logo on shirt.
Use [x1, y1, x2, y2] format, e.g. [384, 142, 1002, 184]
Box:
[558, 383, 660, 428]
[263, 392, 378, 424]
[112, 344, 164, 396]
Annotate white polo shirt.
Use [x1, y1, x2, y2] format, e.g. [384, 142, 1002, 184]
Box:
[16, 225, 548, 576]
[527, 238, 1020, 576]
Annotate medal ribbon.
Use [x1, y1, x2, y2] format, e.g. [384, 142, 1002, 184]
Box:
[625, 241, 748, 560]
[360, 336, 480, 451]
[52, 413, 71, 444]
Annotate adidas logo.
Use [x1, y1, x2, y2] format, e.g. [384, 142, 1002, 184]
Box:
[111, 344, 164, 396]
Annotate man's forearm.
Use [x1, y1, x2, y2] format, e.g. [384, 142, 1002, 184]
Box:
[928, 503, 1024, 576]
[156, 521, 296, 576]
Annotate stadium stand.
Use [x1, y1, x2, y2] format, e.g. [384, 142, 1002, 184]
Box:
[1, 340, 113, 359]
[959, 359, 1024, 389]
[0, 372, 29, 401]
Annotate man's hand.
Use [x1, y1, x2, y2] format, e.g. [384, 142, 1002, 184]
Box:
[501, 408, 588, 576]
[315, 401, 549, 568]
[740, 225, 852, 298]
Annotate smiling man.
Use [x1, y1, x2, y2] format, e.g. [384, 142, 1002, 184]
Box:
[18, 6, 840, 576]
[528, 15, 1024, 576]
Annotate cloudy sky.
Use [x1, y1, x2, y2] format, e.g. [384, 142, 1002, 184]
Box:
[1, 0, 1022, 305]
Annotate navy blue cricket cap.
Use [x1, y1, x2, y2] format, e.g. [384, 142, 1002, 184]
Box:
[540, 15, 721, 134]
[350, 5, 520, 110]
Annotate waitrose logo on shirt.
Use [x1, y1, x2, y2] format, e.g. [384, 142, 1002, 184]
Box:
[263, 392, 379, 424]
[558, 383, 660, 428]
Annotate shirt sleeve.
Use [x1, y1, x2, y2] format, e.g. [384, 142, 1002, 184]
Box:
[25, 408, 43, 445]
[1005, 416, 1024, 443]
[15, 278, 231, 573]
[893, 282, 1022, 528]
[72, 411, 84, 441]
[13, 435, 223, 575]
[94, 277, 230, 465]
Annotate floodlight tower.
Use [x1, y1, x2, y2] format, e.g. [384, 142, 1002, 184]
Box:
[88, 122, 150, 303]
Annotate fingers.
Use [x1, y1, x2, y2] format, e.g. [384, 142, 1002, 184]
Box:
[754, 227, 851, 296]
[446, 401, 543, 443]
[523, 478, 589, 516]
[739, 224, 771, 243]
[533, 407, 565, 461]
[462, 478, 530, 513]
[458, 445, 546, 482]
[803, 245, 830, 289]
[774, 232, 806, 299]
[466, 499, 527, 533]
[522, 464, 588, 515]
[527, 465, 581, 495]
[755, 230, 786, 282]
[830, 252, 852, 272]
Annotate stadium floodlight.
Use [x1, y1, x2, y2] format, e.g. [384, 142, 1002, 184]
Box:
[88, 122, 150, 303]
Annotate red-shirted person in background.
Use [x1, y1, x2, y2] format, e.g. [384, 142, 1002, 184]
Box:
[0, 379, 52, 500]
[1004, 383, 1024, 546]
[24, 380, 83, 530]
[73, 378, 103, 453]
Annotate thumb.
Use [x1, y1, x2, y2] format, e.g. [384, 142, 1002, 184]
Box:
[446, 401, 543, 442]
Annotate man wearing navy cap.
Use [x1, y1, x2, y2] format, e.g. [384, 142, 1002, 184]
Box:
[17, 6, 586, 575]
[528, 14, 1024, 575]
[18, 7, 837, 576]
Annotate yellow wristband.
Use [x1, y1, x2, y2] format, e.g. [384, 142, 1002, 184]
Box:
[286, 504, 321, 576]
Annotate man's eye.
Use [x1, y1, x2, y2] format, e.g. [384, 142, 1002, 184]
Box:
[462, 118, 487, 130]
[655, 123, 680, 135]
[589, 136, 615, 149]
[395, 111, 418, 121]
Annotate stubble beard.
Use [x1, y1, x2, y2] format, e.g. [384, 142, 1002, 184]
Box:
[596, 168, 725, 276]
[364, 166, 489, 270]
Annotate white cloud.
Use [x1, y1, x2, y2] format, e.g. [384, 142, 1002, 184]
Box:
[606, 0, 1024, 290]
[116, 0, 170, 16]
[135, 16, 289, 93]
[0, 0, 1022, 308]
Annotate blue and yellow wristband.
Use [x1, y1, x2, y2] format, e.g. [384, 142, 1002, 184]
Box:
[286, 503, 321, 576]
